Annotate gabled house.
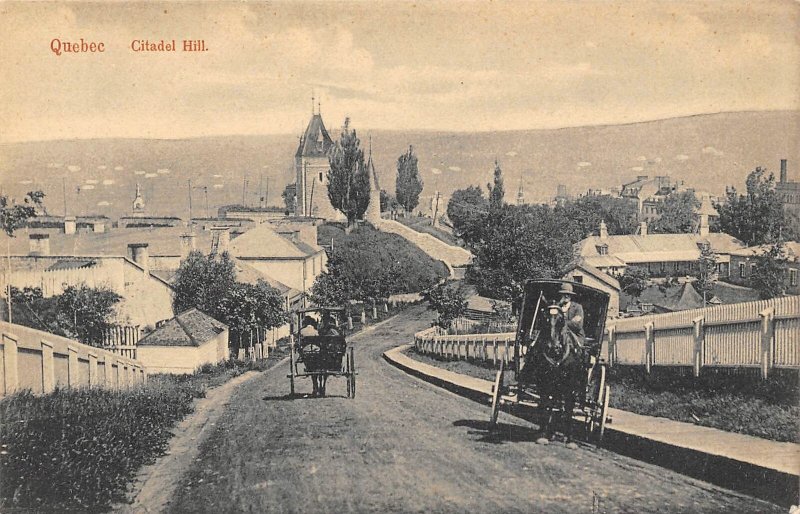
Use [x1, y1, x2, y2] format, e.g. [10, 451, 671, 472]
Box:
[574, 221, 745, 278]
[136, 308, 228, 374]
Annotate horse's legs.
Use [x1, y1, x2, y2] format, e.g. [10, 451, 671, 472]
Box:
[311, 376, 319, 396]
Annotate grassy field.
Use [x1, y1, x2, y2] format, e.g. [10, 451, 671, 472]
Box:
[0, 353, 288, 512]
[403, 347, 800, 443]
[394, 215, 463, 247]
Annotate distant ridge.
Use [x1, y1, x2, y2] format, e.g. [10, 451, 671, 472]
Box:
[1, 110, 797, 220]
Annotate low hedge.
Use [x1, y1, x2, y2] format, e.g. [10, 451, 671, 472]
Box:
[0, 358, 280, 512]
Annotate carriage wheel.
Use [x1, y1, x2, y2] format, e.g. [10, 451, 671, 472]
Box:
[289, 343, 296, 397]
[598, 385, 610, 441]
[586, 364, 606, 440]
[489, 360, 505, 430]
[346, 347, 356, 399]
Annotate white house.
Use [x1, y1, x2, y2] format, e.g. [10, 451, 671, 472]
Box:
[136, 308, 228, 374]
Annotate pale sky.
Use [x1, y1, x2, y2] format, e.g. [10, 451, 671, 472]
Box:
[1, 1, 798, 142]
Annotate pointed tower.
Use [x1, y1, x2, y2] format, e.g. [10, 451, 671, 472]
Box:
[132, 182, 146, 216]
[294, 99, 338, 219]
[365, 137, 382, 224]
[516, 177, 525, 206]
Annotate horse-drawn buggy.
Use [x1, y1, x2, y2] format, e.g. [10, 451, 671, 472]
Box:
[489, 279, 612, 442]
[289, 307, 356, 398]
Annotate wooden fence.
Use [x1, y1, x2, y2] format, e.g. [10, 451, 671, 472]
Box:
[0, 321, 147, 397]
[606, 295, 800, 378]
[413, 326, 516, 366]
[412, 295, 800, 379]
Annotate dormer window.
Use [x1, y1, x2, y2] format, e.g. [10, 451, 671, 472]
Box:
[596, 243, 608, 255]
[696, 241, 711, 252]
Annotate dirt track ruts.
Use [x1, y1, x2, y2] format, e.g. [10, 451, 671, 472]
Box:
[166, 305, 782, 513]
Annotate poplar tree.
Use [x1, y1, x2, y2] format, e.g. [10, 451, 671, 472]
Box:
[327, 118, 371, 227]
[395, 145, 423, 215]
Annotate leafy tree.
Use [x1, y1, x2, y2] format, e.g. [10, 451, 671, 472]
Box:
[379, 190, 399, 213]
[218, 280, 288, 348]
[693, 244, 718, 304]
[282, 183, 297, 214]
[55, 284, 122, 346]
[172, 251, 237, 318]
[0, 191, 45, 236]
[488, 160, 505, 209]
[426, 282, 467, 329]
[620, 267, 650, 300]
[650, 190, 700, 234]
[446, 186, 489, 244]
[395, 145, 423, 215]
[466, 204, 581, 303]
[310, 224, 445, 307]
[716, 167, 794, 245]
[327, 118, 371, 226]
[751, 241, 788, 299]
[559, 195, 639, 236]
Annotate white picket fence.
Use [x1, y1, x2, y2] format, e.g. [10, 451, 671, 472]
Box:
[413, 295, 800, 379]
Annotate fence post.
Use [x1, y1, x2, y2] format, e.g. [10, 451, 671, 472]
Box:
[88, 352, 98, 387]
[41, 340, 55, 393]
[692, 316, 704, 378]
[644, 322, 654, 374]
[465, 338, 470, 360]
[104, 357, 115, 387]
[759, 308, 775, 380]
[606, 327, 615, 367]
[2, 333, 18, 395]
[67, 345, 79, 387]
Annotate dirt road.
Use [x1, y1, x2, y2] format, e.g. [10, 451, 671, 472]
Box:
[168, 305, 781, 513]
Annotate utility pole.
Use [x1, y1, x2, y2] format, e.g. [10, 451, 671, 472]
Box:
[259, 174, 264, 208]
[432, 191, 440, 227]
[204, 187, 209, 218]
[265, 177, 270, 208]
[242, 175, 248, 206]
[188, 179, 193, 223]
[62, 178, 68, 217]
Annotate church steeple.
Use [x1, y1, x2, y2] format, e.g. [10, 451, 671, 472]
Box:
[132, 182, 146, 216]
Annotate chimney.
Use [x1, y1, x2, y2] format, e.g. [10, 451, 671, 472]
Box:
[639, 221, 647, 236]
[599, 220, 608, 240]
[29, 233, 50, 256]
[127, 243, 150, 273]
[780, 159, 787, 184]
[180, 233, 196, 260]
[64, 216, 76, 235]
[699, 213, 709, 237]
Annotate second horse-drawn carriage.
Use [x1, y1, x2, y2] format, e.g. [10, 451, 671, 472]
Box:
[489, 279, 612, 442]
[289, 307, 356, 398]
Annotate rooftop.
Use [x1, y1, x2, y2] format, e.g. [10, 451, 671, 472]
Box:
[295, 113, 334, 159]
[229, 223, 324, 259]
[138, 308, 226, 347]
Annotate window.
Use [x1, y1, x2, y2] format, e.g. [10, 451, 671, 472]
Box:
[790, 269, 798, 287]
[572, 275, 583, 284]
[739, 262, 746, 278]
[319, 172, 324, 182]
[674, 262, 680, 272]
[660, 262, 666, 272]
[596, 244, 608, 255]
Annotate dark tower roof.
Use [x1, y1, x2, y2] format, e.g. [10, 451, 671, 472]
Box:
[295, 114, 334, 158]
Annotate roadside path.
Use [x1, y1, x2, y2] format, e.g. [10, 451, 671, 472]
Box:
[165, 305, 780, 513]
[116, 370, 266, 513]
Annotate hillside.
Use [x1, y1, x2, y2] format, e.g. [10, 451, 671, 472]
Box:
[0, 110, 797, 220]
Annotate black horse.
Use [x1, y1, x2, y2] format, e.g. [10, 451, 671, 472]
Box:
[521, 304, 586, 441]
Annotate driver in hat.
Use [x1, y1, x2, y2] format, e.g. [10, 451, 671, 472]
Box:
[558, 283, 585, 345]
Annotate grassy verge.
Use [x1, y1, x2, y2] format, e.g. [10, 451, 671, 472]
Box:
[0, 351, 288, 513]
[394, 216, 463, 247]
[402, 347, 800, 443]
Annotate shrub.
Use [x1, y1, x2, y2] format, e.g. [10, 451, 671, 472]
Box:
[0, 357, 285, 511]
[0, 382, 199, 511]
